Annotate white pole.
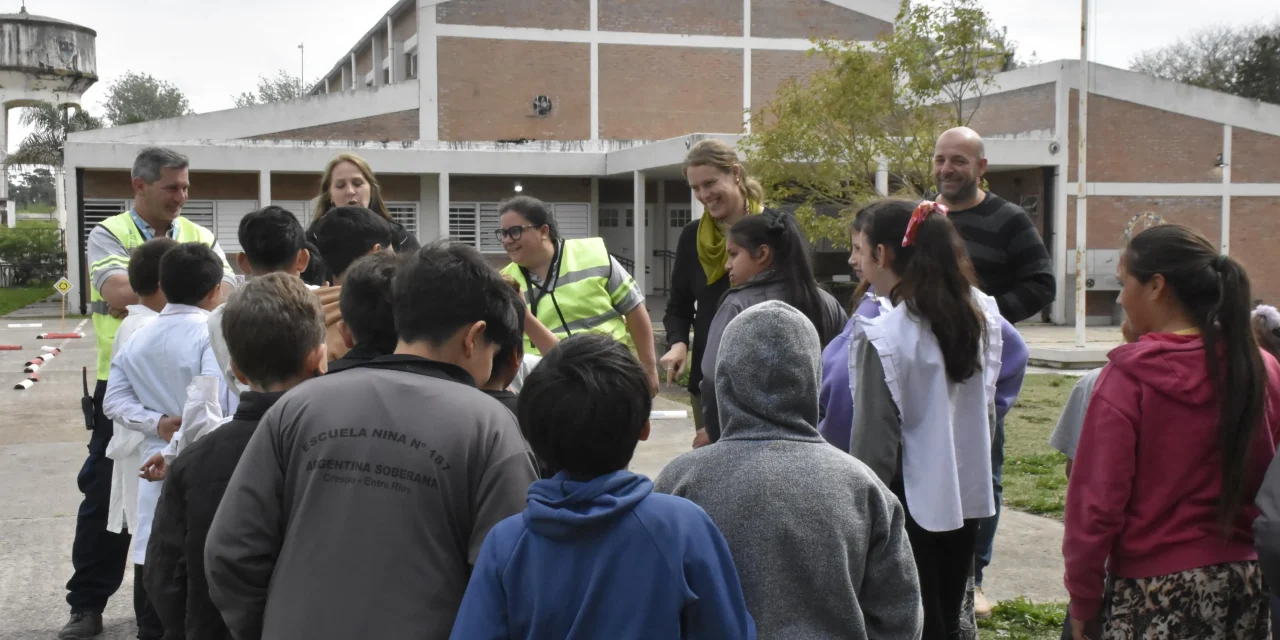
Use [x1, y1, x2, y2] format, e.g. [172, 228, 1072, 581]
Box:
[1074, 0, 1089, 348]
[1221, 125, 1232, 255]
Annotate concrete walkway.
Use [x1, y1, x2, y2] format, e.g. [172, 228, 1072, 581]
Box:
[0, 311, 1068, 639]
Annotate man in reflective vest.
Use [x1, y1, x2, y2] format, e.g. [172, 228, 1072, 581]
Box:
[61, 147, 235, 640]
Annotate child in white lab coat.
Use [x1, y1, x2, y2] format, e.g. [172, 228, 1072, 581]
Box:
[102, 242, 231, 640]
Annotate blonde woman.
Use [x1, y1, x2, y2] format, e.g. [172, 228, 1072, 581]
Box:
[309, 153, 420, 256]
[663, 139, 767, 441]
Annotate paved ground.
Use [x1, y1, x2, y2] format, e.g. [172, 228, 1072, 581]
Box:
[0, 312, 1068, 639]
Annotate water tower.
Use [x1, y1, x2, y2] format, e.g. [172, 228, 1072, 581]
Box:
[0, 4, 97, 228]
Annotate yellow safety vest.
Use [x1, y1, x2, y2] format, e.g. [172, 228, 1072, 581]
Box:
[502, 238, 636, 356]
[90, 212, 220, 380]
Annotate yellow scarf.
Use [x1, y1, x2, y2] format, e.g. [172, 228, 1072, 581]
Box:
[696, 200, 763, 284]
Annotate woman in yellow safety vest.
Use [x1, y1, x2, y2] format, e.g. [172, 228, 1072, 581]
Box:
[499, 195, 660, 396]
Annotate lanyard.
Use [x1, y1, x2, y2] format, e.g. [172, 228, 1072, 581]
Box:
[522, 241, 574, 338]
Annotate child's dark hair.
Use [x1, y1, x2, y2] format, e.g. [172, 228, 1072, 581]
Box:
[159, 243, 224, 306]
[489, 295, 526, 388]
[309, 206, 394, 279]
[128, 238, 179, 296]
[499, 196, 560, 244]
[393, 241, 520, 349]
[1125, 224, 1265, 528]
[222, 273, 326, 387]
[339, 252, 400, 355]
[300, 242, 329, 287]
[517, 333, 651, 476]
[728, 211, 834, 344]
[238, 205, 305, 273]
[859, 199, 985, 382]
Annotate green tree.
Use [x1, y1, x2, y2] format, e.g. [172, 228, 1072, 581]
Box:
[5, 103, 101, 167]
[742, 0, 1011, 247]
[1234, 34, 1280, 104]
[102, 71, 194, 126]
[232, 70, 318, 107]
[1130, 21, 1280, 96]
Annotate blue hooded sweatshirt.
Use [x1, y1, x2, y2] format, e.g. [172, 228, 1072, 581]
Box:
[449, 470, 756, 640]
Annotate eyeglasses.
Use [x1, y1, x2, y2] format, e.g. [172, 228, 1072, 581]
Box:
[495, 224, 538, 242]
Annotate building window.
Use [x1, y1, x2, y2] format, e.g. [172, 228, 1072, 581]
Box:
[384, 69, 391, 85]
[669, 208, 691, 228]
[599, 208, 619, 228]
[386, 202, 419, 240]
[625, 209, 648, 228]
[406, 52, 418, 79]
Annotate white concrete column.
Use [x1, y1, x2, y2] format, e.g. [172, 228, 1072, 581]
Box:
[588, 177, 599, 237]
[875, 158, 889, 196]
[691, 190, 704, 220]
[372, 33, 384, 87]
[340, 66, 348, 91]
[437, 172, 450, 241]
[386, 16, 395, 83]
[258, 169, 271, 208]
[350, 52, 358, 89]
[324, 76, 330, 94]
[418, 0, 440, 141]
[54, 169, 66, 229]
[633, 171, 647, 294]
[420, 173, 440, 242]
[589, 0, 599, 140]
[1221, 124, 1232, 255]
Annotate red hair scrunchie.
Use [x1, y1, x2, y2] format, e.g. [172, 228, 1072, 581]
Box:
[902, 201, 950, 247]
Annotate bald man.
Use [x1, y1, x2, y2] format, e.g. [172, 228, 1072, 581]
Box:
[934, 127, 1054, 619]
[934, 127, 1055, 323]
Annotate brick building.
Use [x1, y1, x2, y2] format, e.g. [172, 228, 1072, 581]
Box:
[63, 0, 1280, 325]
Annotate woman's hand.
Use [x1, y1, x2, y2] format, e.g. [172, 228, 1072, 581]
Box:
[692, 429, 712, 449]
[659, 343, 689, 386]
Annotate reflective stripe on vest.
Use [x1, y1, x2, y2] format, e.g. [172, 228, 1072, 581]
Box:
[501, 237, 634, 357]
[90, 213, 216, 380]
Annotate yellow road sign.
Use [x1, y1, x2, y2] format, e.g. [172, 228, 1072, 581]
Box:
[54, 277, 72, 296]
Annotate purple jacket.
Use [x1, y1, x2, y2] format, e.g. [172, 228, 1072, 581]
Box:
[818, 289, 1029, 451]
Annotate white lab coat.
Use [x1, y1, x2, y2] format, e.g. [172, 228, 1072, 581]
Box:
[849, 288, 1003, 533]
[104, 304, 159, 535]
[102, 304, 230, 564]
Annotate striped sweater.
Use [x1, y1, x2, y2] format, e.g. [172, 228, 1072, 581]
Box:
[947, 193, 1056, 323]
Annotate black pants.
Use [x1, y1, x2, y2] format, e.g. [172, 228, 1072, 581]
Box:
[895, 477, 980, 640]
[66, 380, 132, 614]
[133, 564, 163, 640]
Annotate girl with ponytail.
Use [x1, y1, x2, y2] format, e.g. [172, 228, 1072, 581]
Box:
[847, 199, 1003, 639]
[696, 210, 848, 444]
[1064, 224, 1280, 639]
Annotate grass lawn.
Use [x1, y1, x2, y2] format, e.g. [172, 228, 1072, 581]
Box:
[979, 598, 1068, 639]
[0, 286, 52, 316]
[1003, 374, 1078, 520]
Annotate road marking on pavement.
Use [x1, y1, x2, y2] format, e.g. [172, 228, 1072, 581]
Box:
[8, 323, 41, 328]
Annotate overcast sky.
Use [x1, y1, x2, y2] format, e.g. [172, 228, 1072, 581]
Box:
[4, 0, 1278, 152]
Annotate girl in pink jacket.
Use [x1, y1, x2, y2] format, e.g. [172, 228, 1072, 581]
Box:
[1064, 224, 1280, 639]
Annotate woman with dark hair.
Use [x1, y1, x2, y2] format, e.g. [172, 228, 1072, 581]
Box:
[697, 210, 848, 444]
[848, 200, 1002, 639]
[1065, 224, 1280, 639]
[663, 139, 770, 432]
[498, 195, 660, 396]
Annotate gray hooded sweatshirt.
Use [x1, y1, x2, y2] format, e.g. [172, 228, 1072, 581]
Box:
[655, 301, 923, 640]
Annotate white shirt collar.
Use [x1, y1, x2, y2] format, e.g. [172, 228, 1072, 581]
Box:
[160, 303, 210, 317]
